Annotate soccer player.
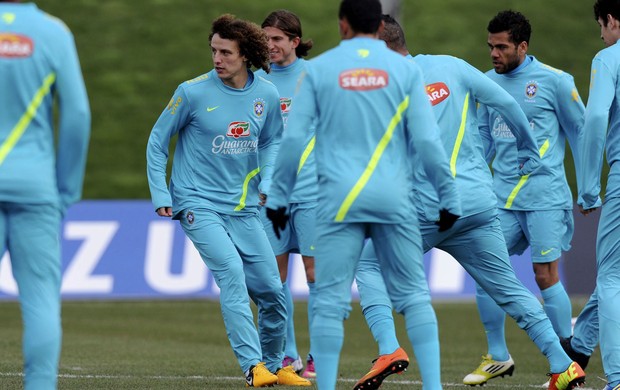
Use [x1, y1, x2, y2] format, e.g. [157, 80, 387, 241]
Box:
[353, 14, 586, 390]
[146, 14, 309, 387]
[571, 1, 620, 389]
[469, 10, 585, 384]
[256, 10, 317, 378]
[266, 1, 462, 389]
[0, 1, 90, 389]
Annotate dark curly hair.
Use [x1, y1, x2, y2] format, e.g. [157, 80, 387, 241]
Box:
[209, 14, 270, 73]
[262, 9, 313, 58]
[380, 14, 407, 53]
[487, 10, 531, 46]
[594, 0, 620, 26]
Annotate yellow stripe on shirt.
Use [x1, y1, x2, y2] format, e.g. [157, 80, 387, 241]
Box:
[335, 96, 410, 222]
[504, 139, 550, 209]
[0, 72, 56, 166]
[450, 92, 470, 178]
[297, 136, 315, 175]
[235, 167, 261, 211]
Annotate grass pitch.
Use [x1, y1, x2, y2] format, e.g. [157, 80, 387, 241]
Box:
[0, 299, 605, 389]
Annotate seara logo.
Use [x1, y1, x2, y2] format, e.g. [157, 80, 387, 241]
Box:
[0, 33, 33, 58]
[339, 69, 388, 91]
[426, 82, 450, 106]
[227, 121, 250, 138]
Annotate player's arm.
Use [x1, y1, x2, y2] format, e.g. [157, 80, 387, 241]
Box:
[476, 103, 496, 165]
[267, 69, 315, 210]
[146, 86, 190, 214]
[405, 63, 461, 218]
[553, 73, 586, 202]
[578, 56, 614, 210]
[464, 61, 540, 175]
[257, 91, 284, 196]
[54, 28, 91, 214]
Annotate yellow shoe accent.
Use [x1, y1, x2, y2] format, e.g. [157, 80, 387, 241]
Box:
[463, 354, 515, 386]
[246, 362, 278, 387]
[548, 361, 585, 390]
[276, 365, 312, 386]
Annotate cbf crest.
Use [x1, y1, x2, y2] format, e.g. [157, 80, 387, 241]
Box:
[253, 98, 266, 117]
[186, 211, 195, 225]
[525, 81, 538, 99]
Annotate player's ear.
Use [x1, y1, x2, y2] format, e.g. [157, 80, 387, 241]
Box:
[376, 20, 385, 37]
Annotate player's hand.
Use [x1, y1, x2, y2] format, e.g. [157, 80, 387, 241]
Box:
[266, 206, 289, 239]
[156, 207, 172, 217]
[435, 208, 459, 232]
[259, 192, 267, 206]
[579, 205, 598, 215]
[518, 156, 540, 176]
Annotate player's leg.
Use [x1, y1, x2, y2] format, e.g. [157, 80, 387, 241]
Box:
[354, 239, 408, 390]
[292, 204, 317, 377]
[180, 210, 271, 384]
[8, 203, 62, 390]
[372, 222, 441, 390]
[228, 214, 288, 373]
[300, 254, 316, 378]
[261, 206, 303, 371]
[565, 289, 598, 369]
[595, 198, 620, 389]
[527, 210, 573, 339]
[446, 211, 581, 385]
[473, 209, 526, 363]
[312, 221, 365, 390]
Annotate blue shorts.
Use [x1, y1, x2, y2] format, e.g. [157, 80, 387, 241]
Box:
[261, 202, 316, 257]
[497, 208, 573, 263]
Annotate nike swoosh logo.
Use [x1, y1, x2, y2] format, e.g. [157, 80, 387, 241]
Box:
[206, 106, 219, 112]
[541, 249, 554, 255]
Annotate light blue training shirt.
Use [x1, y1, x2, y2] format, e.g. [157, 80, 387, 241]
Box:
[579, 41, 620, 208]
[255, 58, 317, 204]
[147, 69, 283, 217]
[479, 56, 585, 211]
[411, 54, 540, 220]
[268, 37, 461, 223]
[0, 2, 90, 211]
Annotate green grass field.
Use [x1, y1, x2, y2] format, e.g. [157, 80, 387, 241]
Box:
[0, 299, 605, 389]
[30, 0, 606, 200]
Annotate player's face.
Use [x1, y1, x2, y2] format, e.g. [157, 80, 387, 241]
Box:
[264, 26, 299, 67]
[598, 16, 618, 47]
[211, 33, 247, 88]
[487, 31, 524, 74]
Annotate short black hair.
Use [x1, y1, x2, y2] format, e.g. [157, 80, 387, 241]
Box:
[487, 10, 531, 46]
[338, 0, 382, 34]
[594, 0, 620, 26]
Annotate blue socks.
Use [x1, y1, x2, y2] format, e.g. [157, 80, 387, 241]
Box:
[541, 282, 572, 339]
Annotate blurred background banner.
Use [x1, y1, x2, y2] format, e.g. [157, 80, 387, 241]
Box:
[0, 200, 587, 301]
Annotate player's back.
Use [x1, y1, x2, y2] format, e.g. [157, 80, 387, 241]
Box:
[0, 3, 89, 204]
[411, 54, 497, 220]
[303, 37, 430, 223]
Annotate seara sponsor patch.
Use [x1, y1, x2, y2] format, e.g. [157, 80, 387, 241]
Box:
[0, 33, 33, 58]
[426, 82, 450, 106]
[339, 69, 388, 91]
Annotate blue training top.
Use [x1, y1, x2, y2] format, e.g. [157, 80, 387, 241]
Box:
[0, 3, 90, 211]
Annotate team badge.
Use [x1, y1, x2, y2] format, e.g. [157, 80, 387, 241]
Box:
[186, 211, 195, 225]
[525, 81, 538, 99]
[253, 98, 266, 117]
